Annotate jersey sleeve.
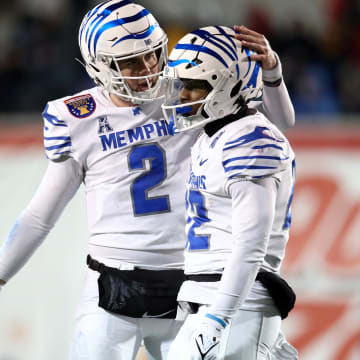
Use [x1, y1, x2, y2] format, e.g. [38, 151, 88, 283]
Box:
[42, 102, 72, 161]
[0, 159, 82, 282]
[222, 122, 292, 191]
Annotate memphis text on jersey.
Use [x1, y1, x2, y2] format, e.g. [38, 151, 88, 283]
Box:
[99, 118, 170, 151]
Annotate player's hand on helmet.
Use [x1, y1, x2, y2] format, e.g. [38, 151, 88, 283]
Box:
[233, 25, 277, 70]
[190, 313, 227, 360]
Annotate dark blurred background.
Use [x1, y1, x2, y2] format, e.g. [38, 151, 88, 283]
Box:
[1, 0, 359, 121]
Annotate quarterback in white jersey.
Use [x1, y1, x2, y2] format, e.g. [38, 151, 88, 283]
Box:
[0, 2, 296, 360]
[163, 26, 298, 359]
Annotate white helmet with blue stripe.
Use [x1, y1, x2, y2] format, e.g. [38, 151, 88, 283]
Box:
[79, 0, 168, 104]
[162, 26, 263, 132]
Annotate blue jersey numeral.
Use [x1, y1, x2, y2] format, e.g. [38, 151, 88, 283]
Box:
[128, 143, 170, 216]
[186, 189, 210, 250]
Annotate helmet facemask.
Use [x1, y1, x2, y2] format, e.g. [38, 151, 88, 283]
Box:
[162, 77, 213, 131]
[95, 39, 168, 104]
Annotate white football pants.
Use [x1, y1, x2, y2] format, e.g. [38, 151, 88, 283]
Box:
[69, 268, 183, 360]
[168, 305, 282, 360]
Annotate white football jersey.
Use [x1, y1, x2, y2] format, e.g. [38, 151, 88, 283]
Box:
[43, 86, 198, 269]
[178, 111, 295, 309]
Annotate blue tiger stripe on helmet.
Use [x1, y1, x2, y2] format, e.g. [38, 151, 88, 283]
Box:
[174, 43, 229, 69]
[79, 0, 112, 42]
[84, 0, 133, 54]
[168, 59, 199, 68]
[191, 28, 239, 79]
[242, 61, 262, 91]
[89, 1, 150, 54]
[241, 46, 261, 92]
[243, 47, 253, 77]
[111, 23, 157, 48]
[191, 29, 236, 61]
[214, 26, 240, 79]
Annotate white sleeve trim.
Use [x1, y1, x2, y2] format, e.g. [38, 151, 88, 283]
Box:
[257, 53, 295, 132]
[262, 52, 282, 82]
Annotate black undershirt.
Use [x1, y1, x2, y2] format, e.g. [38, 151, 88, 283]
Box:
[203, 107, 257, 137]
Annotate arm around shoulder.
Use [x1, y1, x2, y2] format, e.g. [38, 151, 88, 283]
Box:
[261, 53, 295, 131]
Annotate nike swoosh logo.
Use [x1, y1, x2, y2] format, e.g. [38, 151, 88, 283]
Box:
[199, 159, 208, 166]
[195, 337, 218, 359]
[142, 309, 174, 318]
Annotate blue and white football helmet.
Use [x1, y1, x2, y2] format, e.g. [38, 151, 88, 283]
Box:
[79, 0, 168, 104]
[162, 26, 263, 131]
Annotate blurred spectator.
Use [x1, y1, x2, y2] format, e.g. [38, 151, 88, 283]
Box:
[0, 0, 359, 117]
[323, 0, 360, 113]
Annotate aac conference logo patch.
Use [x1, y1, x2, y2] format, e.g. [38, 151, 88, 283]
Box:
[65, 94, 96, 118]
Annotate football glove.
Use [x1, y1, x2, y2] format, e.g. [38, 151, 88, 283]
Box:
[190, 313, 227, 360]
[270, 331, 298, 360]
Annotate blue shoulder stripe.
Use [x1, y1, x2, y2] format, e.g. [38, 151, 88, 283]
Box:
[54, 151, 71, 156]
[223, 155, 289, 166]
[174, 43, 228, 69]
[44, 136, 71, 141]
[45, 142, 72, 151]
[42, 104, 67, 128]
[224, 126, 284, 151]
[252, 144, 284, 151]
[228, 172, 265, 179]
[224, 165, 277, 173]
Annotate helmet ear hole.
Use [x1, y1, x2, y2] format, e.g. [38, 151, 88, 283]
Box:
[230, 80, 242, 98]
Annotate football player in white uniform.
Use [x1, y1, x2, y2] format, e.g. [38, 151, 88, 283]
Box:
[162, 26, 298, 359]
[0, 1, 296, 359]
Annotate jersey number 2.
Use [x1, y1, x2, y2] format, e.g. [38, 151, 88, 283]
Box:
[186, 189, 210, 250]
[128, 143, 170, 216]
